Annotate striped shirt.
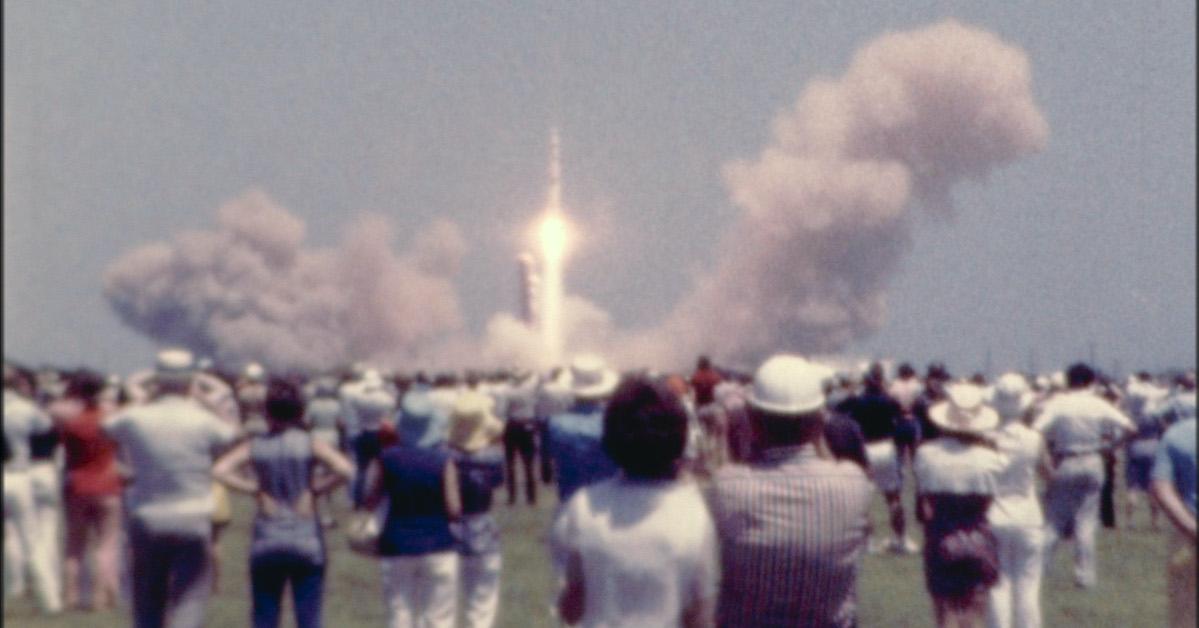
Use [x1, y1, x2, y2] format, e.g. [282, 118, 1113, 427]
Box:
[706, 444, 874, 628]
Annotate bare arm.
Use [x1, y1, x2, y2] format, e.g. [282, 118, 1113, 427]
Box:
[443, 460, 462, 521]
[1151, 479, 1197, 541]
[311, 438, 355, 495]
[360, 459, 384, 512]
[212, 442, 258, 495]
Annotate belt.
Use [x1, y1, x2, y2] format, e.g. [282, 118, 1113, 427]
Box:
[1053, 449, 1100, 459]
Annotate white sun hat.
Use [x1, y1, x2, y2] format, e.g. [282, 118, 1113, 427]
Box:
[154, 348, 196, 386]
[747, 354, 828, 415]
[243, 362, 265, 382]
[991, 372, 1033, 420]
[563, 354, 620, 400]
[929, 383, 1000, 434]
[447, 391, 504, 452]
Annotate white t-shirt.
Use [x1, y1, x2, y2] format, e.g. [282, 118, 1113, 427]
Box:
[987, 422, 1045, 528]
[551, 476, 719, 628]
[104, 395, 237, 536]
[914, 438, 1007, 495]
[3, 391, 52, 471]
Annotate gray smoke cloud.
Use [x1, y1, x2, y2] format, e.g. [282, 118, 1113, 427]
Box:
[649, 19, 1049, 367]
[104, 189, 466, 371]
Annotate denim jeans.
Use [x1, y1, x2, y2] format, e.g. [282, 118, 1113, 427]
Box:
[250, 554, 325, 628]
[127, 519, 212, 628]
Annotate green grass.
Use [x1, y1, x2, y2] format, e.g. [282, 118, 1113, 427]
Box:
[5, 472, 1173, 627]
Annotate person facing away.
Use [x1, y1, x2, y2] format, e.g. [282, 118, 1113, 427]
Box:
[3, 364, 63, 614]
[102, 348, 239, 628]
[835, 362, 917, 554]
[914, 383, 1008, 628]
[984, 373, 1047, 628]
[1150, 399, 1196, 628]
[552, 376, 719, 627]
[706, 354, 873, 628]
[361, 396, 463, 628]
[213, 378, 354, 628]
[1121, 372, 1169, 529]
[446, 391, 506, 628]
[1031, 362, 1134, 589]
[545, 354, 622, 504]
[500, 370, 541, 505]
[49, 370, 124, 611]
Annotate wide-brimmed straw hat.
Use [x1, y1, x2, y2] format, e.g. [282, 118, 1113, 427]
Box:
[562, 354, 619, 400]
[447, 392, 504, 452]
[928, 383, 999, 434]
[991, 372, 1033, 420]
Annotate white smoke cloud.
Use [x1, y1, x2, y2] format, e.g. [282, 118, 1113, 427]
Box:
[650, 18, 1049, 367]
[104, 20, 1047, 374]
[104, 189, 467, 371]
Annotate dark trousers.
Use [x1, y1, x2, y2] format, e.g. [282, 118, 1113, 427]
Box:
[128, 521, 212, 628]
[504, 420, 538, 505]
[250, 554, 325, 628]
[537, 419, 554, 484]
[352, 431, 382, 508]
[1101, 450, 1116, 528]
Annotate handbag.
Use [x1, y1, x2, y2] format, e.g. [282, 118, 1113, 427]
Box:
[345, 510, 381, 556]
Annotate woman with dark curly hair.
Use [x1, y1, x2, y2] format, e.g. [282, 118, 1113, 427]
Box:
[550, 376, 718, 627]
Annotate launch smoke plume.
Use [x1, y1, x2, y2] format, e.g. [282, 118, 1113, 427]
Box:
[104, 190, 466, 371]
[651, 19, 1048, 366]
[104, 20, 1047, 372]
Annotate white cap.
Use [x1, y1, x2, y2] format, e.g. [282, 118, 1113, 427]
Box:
[243, 362, 265, 381]
[747, 354, 828, 415]
[156, 348, 194, 374]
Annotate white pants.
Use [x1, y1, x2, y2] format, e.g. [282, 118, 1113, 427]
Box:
[3, 469, 63, 612]
[28, 462, 63, 592]
[380, 552, 458, 628]
[987, 525, 1044, 628]
[1043, 456, 1102, 588]
[460, 552, 502, 628]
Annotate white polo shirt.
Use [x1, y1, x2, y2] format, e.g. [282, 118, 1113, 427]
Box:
[1032, 389, 1134, 456]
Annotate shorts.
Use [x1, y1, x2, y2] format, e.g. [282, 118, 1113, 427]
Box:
[866, 440, 902, 494]
[1124, 454, 1155, 492]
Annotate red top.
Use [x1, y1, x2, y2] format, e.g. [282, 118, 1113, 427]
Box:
[61, 406, 122, 496]
[691, 367, 723, 406]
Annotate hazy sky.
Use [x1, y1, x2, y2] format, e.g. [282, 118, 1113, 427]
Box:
[5, 0, 1195, 376]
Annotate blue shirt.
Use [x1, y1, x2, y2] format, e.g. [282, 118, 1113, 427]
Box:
[1153, 418, 1196, 515]
[378, 445, 455, 556]
[547, 401, 618, 503]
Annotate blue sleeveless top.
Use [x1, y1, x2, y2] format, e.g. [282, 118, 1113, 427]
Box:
[249, 429, 324, 565]
[378, 445, 455, 556]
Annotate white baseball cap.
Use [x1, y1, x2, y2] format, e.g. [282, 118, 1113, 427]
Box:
[747, 354, 829, 415]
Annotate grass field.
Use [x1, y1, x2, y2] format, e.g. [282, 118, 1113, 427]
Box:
[4, 470, 1174, 627]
